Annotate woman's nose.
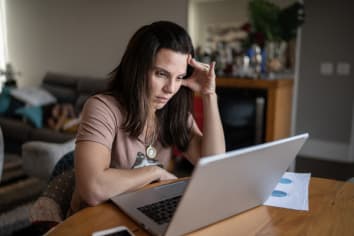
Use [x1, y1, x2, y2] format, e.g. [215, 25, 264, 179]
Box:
[163, 79, 177, 94]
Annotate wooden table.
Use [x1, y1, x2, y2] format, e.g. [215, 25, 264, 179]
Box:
[48, 177, 354, 236]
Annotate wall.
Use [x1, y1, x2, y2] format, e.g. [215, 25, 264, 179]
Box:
[188, 0, 295, 49]
[296, 0, 354, 162]
[5, 0, 188, 87]
[188, 0, 249, 49]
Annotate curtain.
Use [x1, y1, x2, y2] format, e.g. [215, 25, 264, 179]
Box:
[0, 0, 8, 92]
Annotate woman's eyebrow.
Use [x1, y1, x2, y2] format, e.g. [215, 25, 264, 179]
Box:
[153, 66, 170, 75]
[153, 66, 186, 77]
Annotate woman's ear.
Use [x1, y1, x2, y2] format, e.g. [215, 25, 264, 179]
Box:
[187, 54, 192, 64]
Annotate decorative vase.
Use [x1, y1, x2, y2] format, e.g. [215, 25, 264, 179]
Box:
[266, 41, 287, 72]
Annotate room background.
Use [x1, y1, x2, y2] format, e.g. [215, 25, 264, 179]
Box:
[4, 0, 354, 163]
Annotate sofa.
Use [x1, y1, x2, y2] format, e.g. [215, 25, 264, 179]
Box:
[0, 72, 110, 154]
[0, 126, 3, 181]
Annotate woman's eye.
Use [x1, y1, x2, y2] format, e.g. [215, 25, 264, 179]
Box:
[156, 71, 167, 78]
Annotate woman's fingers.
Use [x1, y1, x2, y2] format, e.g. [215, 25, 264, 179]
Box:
[181, 77, 194, 89]
[189, 57, 211, 73]
[158, 168, 177, 181]
[182, 57, 216, 93]
[201, 63, 210, 72]
[208, 61, 216, 76]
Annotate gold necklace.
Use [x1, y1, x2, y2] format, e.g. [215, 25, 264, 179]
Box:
[145, 119, 157, 159]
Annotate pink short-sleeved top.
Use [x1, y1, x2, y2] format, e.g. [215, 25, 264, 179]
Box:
[76, 94, 172, 168]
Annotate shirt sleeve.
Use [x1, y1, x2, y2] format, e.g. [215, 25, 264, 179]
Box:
[76, 95, 119, 150]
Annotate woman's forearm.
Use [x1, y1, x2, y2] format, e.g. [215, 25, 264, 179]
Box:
[80, 165, 176, 206]
[83, 166, 159, 206]
[201, 93, 226, 157]
[75, 142, 177, 206]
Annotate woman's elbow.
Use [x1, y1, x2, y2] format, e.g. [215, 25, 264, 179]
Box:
[78, 183, 107, 206]
[84, 194, 104, 207]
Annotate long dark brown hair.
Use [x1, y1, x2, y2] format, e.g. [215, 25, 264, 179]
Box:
[108, 21, 194, 152]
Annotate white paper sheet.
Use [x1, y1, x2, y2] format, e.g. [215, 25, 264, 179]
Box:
[263, 172, 311, 211]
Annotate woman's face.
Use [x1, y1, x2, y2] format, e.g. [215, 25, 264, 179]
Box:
[148, 48, 188, 111]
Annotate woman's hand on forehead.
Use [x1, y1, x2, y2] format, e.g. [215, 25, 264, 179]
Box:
[182, 55, 216, 95]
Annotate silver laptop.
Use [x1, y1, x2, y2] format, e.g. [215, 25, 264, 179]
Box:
[111, 133, 309, 236]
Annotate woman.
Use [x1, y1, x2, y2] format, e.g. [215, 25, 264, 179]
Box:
[70, 21, 225, 213]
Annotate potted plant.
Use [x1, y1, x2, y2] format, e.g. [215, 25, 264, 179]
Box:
[247, 0, 305, 72]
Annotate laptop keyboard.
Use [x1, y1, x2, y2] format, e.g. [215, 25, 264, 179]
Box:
[137, 196, 182, 225]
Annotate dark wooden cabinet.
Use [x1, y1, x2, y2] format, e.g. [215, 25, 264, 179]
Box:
[216, 77, 294, 142]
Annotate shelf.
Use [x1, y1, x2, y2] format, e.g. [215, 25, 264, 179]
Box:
[216, 77, 293, 89]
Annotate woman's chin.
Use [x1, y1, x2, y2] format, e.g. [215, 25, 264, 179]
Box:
[154, 103, 167, 110]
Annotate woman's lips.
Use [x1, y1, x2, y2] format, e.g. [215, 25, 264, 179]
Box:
[155, 96, 169, 103]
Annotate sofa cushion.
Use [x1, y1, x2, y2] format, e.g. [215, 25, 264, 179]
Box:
[77, 77, 109, 94]
[0, 87, 12, 114]
[10, 87, 57, 107]
[0, 88, 25, 118]
[75, 78, 109, 112]
[74, 94, 90, 114]
[41, 72, 81, 104]
[15, 106, 43, 128]
[41, 84, 77, 104]
[22, 139, 75, 181]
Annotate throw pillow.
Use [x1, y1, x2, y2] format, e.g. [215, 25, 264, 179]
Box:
[15, 106, 43, 128]
[10, 87, 57, 106]
[0, 86, 11, 114]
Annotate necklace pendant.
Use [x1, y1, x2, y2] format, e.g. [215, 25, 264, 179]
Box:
[146, 145, 157, 159]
